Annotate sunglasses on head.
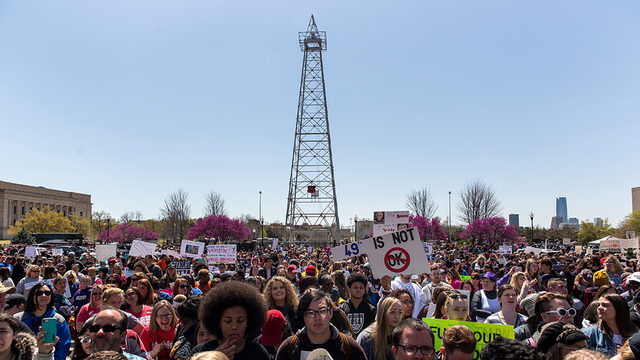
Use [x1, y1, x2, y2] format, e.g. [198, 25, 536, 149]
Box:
[545, 308, 577, 317]
[89, 324, 123, 333]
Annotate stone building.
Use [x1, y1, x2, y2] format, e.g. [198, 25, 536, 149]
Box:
[633, 187, 640, 213]
[0, 180, 92, 239]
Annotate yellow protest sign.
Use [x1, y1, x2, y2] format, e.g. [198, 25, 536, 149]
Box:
[423, 318, 514, 360]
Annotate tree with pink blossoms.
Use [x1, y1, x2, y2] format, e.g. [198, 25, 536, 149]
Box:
[97, 222, 158, 243]
[459, 217, 523, 247]
[187, 215, 251, 242]
[409, 215, 447, 241]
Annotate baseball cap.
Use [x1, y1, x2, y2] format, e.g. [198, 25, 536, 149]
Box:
[260, 310, 286, 347]
[4, 294, 25, 310]
[305, 265, 317, 277]
[482, 272, 496, 282]
[287, 265, 298, 273]
[0, 283, 16, 296]
[626, 272, 640, 286]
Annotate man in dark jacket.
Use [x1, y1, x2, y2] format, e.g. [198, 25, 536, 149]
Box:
[339, 273, 375, 337]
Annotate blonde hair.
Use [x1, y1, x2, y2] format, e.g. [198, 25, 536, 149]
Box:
[604, 255, 624, 273]
[509, 272, 526, 293]
[64, 270, 78, 284]
[371, 297, 402, 360]
[190, 351, 229, 360]
[263, 276, 299, 311]
[150, 300, 177, 333]
[25, 265, 41, 277]
[102, 287, 124, 304]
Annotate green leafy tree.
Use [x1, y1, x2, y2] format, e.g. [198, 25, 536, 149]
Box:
[576, 219, 614, 245]
[12, 227, 35, 245]
[624, 210, 640, 233]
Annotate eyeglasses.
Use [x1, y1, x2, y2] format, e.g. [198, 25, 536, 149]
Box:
[303, 308, 331, 318]
[396, 344, 435, 356]
[36, 291, 52, 296]
[79, 336, 91, 343]
[545, 308, 576, 317]
[89, 324, 123, 333]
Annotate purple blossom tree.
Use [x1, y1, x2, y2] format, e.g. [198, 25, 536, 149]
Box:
[97, 222, 158, 243]
[409, 215, 447, 241]
[187, 215, 251, 242]
[459, 217, 523, 246]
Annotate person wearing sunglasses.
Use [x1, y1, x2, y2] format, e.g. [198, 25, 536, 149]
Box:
[72, 319, 94, 360]
[124, 288, 152, 327]
[16, 282, 71, 360]
[484, 285, 527, 327]
[443, 291, 470, 322]
[519, 292, 575, 347]
[172, 279, 201, 298]
[15, 265, 42, 297]
[89, 309, 145, 360]
[76, 285, 104, 332]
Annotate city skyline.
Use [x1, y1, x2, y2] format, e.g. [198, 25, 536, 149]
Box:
[2, 1, 639, 228]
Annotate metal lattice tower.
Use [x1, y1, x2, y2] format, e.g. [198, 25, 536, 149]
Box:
[286, 15, 340, 244]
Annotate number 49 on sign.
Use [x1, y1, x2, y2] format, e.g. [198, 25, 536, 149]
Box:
[330, 241, 363, 261]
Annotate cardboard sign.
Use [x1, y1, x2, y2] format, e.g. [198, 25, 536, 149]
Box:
[173, 260, 192, 276]
[575, 245, 583, 253]
[96, 244, 117, 262]
[373, 223, 397, 237]
[563, 238, 571, 245]
[52, 248, 63, 256]
[423, 243, 433, 257]
[423, 318, 514, 360]
[161, 249, 181, 258]
[360, 227, 430, 277]
[129, 240, 157, 257]
[524, 246, 544, 256]
[180, 240, 204, 258]
[498, 245, 512, 254]
[206, 244, 237, 264]
[24, 246, 43, 259]
[330, 241, 365, 261]
[272, 238, 279, 250]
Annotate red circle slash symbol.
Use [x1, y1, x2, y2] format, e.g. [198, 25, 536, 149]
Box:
[384, 247, 410, 273]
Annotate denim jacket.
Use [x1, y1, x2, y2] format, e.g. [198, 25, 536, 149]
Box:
[581, 324, 617, 357]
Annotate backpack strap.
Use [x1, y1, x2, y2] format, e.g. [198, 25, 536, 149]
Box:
[339, 333, 351, 358]
[288, 334, 300, 358]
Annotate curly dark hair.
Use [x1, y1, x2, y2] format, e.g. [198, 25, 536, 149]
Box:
[480, 335, 544, 360]
[199, 280, 266, 339]
[346, 273, 368, 287]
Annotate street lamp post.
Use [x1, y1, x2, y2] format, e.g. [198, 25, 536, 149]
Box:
[530, 212, 534, 244]
[448, 191, 452, 242]
[354, 215, 358, 242]
[259, 191, 262, 248]
[106, 218, 111, 244]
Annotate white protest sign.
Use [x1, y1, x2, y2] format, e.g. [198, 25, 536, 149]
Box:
[206, 245, 237, 264]
[129, 240, 157, 257]
[24, 246, 38, 259]
[330, 241, 365, 261]
[620, 238, 639, 250]
[180, 240, 205, 258]
[272, 238, 279, 250]
[497, 256, 507, 265]
[95, 244, 117, 262]
[423, 243, 433, 257]
[373, 223, 397, 237]
[52, 248, 63, 256]
[161, 249, 181, 258]
[123, 268, 135, 277]
[172, 260, 192, 276]
[575, 245, 583, 253]
[384, 211, 410, 225]
[626, 231, 636, 239]
[307, 247, 313, 253]
[563, 238, 571, 245]
[360, 227, 430, 277]
[498, 245, 512, 255]
[524, 246, 544, 256]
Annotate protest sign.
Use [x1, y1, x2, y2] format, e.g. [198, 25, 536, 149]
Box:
[382, 211, 410, 225]
[52, 248, 63, 256]
[172, 260, 192, 276]
[460, 275, 471, 282]
[423, 243, 433, 257]
[600, 239, 621, 252]
[272, 238, 279, 250]
[498, 245, 512, 254]
[373, 223, 397, 237]
[180, 240, 204, 258]
[524, 246, 544, 256]
[207, 245, 237, 264]
[129, 240, 157, 257]
[24, 246, 37, 259]
[96, 244, 117, 262]
[161, 249, 181, 258]
[626, 231, 636, 239]
[330, 241, 364, 261]
[620, 238, 639, 250]
[423, 318, 514, 360]
[563, 238, 571, 245]
[575, 245, 583, 253]
[360, 227, 430, 277]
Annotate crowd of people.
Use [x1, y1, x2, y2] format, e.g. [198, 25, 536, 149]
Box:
[0, 241, 638, 360]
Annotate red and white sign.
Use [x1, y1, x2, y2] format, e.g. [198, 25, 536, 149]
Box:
[360, 227, 430, 277]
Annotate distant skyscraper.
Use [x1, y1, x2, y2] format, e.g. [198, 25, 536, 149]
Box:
[551, 216, 563, 230]
[593, 217, 602, 227]
[509, 214, 519, 228]
[633, 187, 640, 212]
[556, 197, 568, 223]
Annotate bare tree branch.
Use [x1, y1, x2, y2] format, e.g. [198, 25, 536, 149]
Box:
[160, 189, 191, 242]
[406, 187, 438, 218]
[457, 180, 501, 225]
[204, 191, 227, 217]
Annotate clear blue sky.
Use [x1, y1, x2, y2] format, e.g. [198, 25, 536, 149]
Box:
[2, 1, 639, 229]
